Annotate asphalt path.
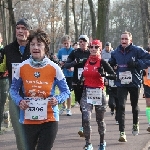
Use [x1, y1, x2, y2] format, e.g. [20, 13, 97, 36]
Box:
[0, 91, 150, 150]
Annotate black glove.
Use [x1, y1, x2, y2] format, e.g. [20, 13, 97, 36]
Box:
[127, 60, 138, 68]
[143, 70, 146, 76]
[0, 50, 4, 63]
[97, 66, 105, 77]
[105, 74, 117, 80]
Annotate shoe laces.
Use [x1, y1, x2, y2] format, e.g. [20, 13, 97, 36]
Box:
[133, 124, 138, 130]
[120, 132, 125, 136]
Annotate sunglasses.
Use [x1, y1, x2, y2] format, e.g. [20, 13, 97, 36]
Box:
[89, 46, 100, 49]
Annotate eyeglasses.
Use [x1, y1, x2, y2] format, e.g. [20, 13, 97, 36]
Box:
[89, 46, 100, 49]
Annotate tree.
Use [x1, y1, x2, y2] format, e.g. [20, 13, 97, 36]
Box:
[140, 0, 150, 49]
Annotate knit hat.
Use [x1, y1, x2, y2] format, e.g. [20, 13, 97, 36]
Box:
[16, 18, 32, 30]
[79, 35, 89, 43]
[105, 42, 111, 46]
[90, 40, 102, 49]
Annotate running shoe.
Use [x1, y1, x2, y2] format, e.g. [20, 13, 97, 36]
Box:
[78, 127, 84, 137]
[116, 121, 119, 125]
[147, 124, 150, 132]
[98, 141, 106, 150]
[132, 124, 139, 136]
[84, 143, 93, 150]
[59, 106, 66, 115]
[118, 132, 127, 142]
[66, 109, 72, 116]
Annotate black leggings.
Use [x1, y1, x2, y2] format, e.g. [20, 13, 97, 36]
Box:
[22, 121, 58, 150]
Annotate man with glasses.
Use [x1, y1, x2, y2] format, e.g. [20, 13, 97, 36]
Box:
[64, 35, 90, 137]
[109, 31, 150, 142]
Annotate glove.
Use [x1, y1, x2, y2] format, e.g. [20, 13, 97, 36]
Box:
[127, 60, 138, 68]
[105, 74, 117, 80]
[97, 66, 105, 77]
[0, 50, 4, 63]
[143, 70, 146, 76]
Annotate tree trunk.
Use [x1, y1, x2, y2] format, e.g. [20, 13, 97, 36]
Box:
[65, 0, 69, 34]
[140, 0, 150, 49]
[87, 0, 96, 39]
[80, 0, 84, 35]
[7, 0, 16, 42]
[96, 0, 110, 48]
[72, 0, 79, 42]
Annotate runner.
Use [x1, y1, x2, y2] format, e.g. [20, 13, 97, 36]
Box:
[0, 18, 31, 149]
[57, 35, 74, 116]
[80, 39, 115, 150]
[64, 35, 90, 137]
[9, 28, 70, 150]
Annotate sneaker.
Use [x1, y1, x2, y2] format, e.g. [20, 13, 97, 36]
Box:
[118, 132, 127, 142]
[110, 111, 114, 116]
[147, 125, 150, 132]
[59, 106, 66, 115]
[84, 143, 93, 150]
[98, 141, 106, 150]
[78, 127, 84, 137]
[66, 109, 72, 116]
[116, 121, 119, 125]
[132, 124, 139, 136]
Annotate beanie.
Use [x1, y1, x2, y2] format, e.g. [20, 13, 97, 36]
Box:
[16, 18, 32, 30]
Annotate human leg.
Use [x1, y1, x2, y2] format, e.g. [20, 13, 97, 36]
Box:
[129, 87, 140, 135]
[117, 87, 128, 142]
[80, 89, 93, 149]
[37, 122, 58, 150]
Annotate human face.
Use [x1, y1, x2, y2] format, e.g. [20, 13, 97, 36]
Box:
[73, 44, 79, 49]
[16, 24, 30, 41]
[89, 45, 100, 55]
[30, 37, 46, 61]
[79, 39, 88, 50]
[0, 36, 3, 45]
[105, 46, 111, 52]
[63, 40, 71, 49]
[121, 33, 132, 48]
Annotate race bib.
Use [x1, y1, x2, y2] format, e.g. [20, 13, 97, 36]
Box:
[86, 88, 102, 105]
[104, 59, 109, 62]
[109, 80, 116, 87]
[12, 63, 20, 80]
[24, 97, 48, 120]
[78, 68, 83, 79]
[62, 55, 68, 61]
[119, 71, 132, 84]
[147, 68, 150, 79]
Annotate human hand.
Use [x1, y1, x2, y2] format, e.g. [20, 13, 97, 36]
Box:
[19, 100, 29, 110]
[49, 97, 58, 106]
[97, 67, 105, 77]
[127, 60, 138, 68]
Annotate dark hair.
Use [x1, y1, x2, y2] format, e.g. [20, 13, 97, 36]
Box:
[72, 42, 79, 46]
[28, 28, 50, 57]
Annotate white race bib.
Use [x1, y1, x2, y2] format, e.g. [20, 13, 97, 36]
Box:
[12, 63, 20, 80]
[78, 68, 83, 79]
[86, 88, 102, 105]
[147, 68, 150, 79]
[62, 55, 68, 61]
[109, 80, 116, 87]
[119, 71, 132, 84]
[24, 97, 48, 120]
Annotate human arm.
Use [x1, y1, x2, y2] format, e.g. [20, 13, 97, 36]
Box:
[0, 49, 6, 72]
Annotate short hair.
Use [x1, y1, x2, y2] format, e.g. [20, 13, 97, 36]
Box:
[72, 42, 79, 46]
[61, 35, 71, 43]
[122, 31, 132, 39]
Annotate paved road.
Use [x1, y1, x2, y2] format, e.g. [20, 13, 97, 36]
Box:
[0, 92, 150, 150]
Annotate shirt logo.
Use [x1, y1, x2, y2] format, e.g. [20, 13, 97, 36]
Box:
[34, 72, 40, 78]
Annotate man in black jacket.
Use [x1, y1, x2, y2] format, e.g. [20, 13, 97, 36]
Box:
[0, 18, 31, 150]
[64, 35, 90, 137]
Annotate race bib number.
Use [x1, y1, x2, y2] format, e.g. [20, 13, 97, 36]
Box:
[62, 55, 68, 61]
[78, 68, 83, 79]
[86, 88, 102, 105]
[119, 71, 132, 84]
[24, 97, 48, 120]
[12, 63, 20, 80]
[109, 80, 116, 87]
[147, 68, 150, 79]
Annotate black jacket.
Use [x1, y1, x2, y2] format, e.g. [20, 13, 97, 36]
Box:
[64, 48, 90, 83]
[3, 40, 30, 83]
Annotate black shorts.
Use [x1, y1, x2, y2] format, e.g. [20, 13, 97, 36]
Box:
[66, 77, 73, 91]
[73, 84, 83, 104]
[144, 84, 150, 98]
